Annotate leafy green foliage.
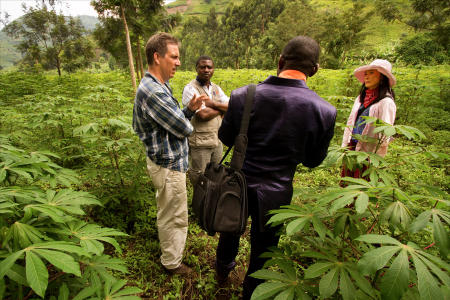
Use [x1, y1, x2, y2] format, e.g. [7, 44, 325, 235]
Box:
[0, 65, 448, 299]
[250, 114, 449, 299]
[0, 138, 139, 298]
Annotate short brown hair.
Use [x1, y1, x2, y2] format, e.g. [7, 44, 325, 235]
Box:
[145, 33, 179, 66]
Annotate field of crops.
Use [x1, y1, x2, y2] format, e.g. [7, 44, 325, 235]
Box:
[0, 65, 448, 299]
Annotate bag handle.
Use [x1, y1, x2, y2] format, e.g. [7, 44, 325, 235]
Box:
[219, 84, 256, 168]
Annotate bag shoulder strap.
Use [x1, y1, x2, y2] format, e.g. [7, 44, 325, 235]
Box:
[228, 84, 256, 170]
[239, 84, 256, 135]
[219, 84, 256, 166]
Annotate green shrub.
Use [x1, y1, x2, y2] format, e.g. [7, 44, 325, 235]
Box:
[0, 137, 141, 299]
[250, 121, 449, 300]
[395, 34, 449, 65]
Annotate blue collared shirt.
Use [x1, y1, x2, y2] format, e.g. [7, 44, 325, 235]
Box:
[132, 72, 195, 172]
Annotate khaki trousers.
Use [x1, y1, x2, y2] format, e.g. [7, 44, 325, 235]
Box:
[187, 143, 223, 186]
[146, 158, 188, 270]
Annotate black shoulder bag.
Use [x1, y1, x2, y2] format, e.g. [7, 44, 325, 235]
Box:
[192, 84, 256, 236]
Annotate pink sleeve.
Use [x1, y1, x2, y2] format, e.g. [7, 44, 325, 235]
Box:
[376, 98, 396, 125]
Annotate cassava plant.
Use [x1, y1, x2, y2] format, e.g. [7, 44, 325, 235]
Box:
[250, 119, 449, 300]
[0, 136, 141, 299]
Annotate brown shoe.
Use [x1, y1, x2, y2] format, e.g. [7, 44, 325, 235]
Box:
[165, 263, 192, 275]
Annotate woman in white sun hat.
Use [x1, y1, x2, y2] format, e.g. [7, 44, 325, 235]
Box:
[341, 59, 397, 178]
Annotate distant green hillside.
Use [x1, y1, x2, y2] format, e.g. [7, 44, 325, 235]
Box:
[0, 15, 99, 68]
[0, 31, 21, 69]
[166, 0, 241, 16]
[167, 0, 414, 61]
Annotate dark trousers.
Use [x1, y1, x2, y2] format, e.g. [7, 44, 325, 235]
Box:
[216, 180, 290, 300]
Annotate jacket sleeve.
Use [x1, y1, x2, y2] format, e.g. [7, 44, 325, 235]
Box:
[341, 96, 360, 147]
[376, 97, 396, 125]
[303, 109, 337, 168]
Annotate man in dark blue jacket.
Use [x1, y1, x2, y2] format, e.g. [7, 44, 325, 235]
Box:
[212, 36, 337, 299]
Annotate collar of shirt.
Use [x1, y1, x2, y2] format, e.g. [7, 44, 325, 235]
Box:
[145, 71, 179, 107]
[278, 70, 307, 81]
[146, 71, 173, 95]
[194, 80, 215, 98]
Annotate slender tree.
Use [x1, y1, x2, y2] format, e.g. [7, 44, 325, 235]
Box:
[5, 4, 93, 76]
[92, 0, 137, 92]
[92, 0, 163, 89]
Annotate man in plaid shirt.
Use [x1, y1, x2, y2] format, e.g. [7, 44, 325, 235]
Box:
[133, 33, 207, 275]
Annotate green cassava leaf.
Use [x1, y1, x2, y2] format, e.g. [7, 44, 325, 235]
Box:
[33, 249, 81, 276]
[319, 267, 339, 298]
[380, 249, 409, 300]
[356, 234, 402, 245]
[416, 252, 450, 286]
[411, 253, 443, 300]
[275, 259, 297, 280]
[250, 270, 293, 283]
[286, 217, 311, 235]
[432, 214, 449, 257]
[274, 287, 295, 300]
[330, 191, 360, 212]
[340, 268, 356, 300]
[304, 262, 334, 279]
[72, 286, 97, 300]
[26, 251, 48, 298]
[267, 212, 302, 225]
[409, 211, 432, 233]
[358, 246, 400, 275]
[311, 215, 327, 239]
[355, 192, 369, 214]
[58, 283, 69, 300]
[5, 264, 28, 286]
[346, 267, 376, 298]
[0, 250, 24, 278]
[380, 201, 412, 229]
[251, 282, 288, 300]
[31, 241, 89, 257]
[10, 222, 46, 248]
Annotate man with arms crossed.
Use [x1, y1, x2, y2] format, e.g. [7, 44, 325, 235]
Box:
[182, 56, 229, 185]
[212, 36, 337, 298]
[132, 33, 207, 275]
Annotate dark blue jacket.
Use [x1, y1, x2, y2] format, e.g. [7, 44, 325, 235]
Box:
[219, 75, 336, 229]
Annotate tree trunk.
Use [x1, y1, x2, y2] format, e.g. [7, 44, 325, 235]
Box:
[121, 4, 137, 93]
[135, 53, 141, 81]
[136, 36, 145, 80]
[56, 56, 61, 77]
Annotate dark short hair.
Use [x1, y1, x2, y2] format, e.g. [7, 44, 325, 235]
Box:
[145, 33, 179, 66]
[281, 36, 320, 76]
[195, 55, 213, 68]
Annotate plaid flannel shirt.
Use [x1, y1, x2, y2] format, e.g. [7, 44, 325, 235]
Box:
[133, 72, 195, 172]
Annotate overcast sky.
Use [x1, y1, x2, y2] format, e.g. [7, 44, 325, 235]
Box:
[0, 0, 174, 28]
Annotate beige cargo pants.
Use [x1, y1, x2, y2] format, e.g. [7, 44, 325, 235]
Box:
[146, 158, 188, 270]
[187, 143, 223, 186]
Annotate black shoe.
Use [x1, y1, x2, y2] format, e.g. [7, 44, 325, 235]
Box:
[215, 260, 236, 284]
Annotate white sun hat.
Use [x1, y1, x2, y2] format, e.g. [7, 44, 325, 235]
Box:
[354, 59, 396, 87]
